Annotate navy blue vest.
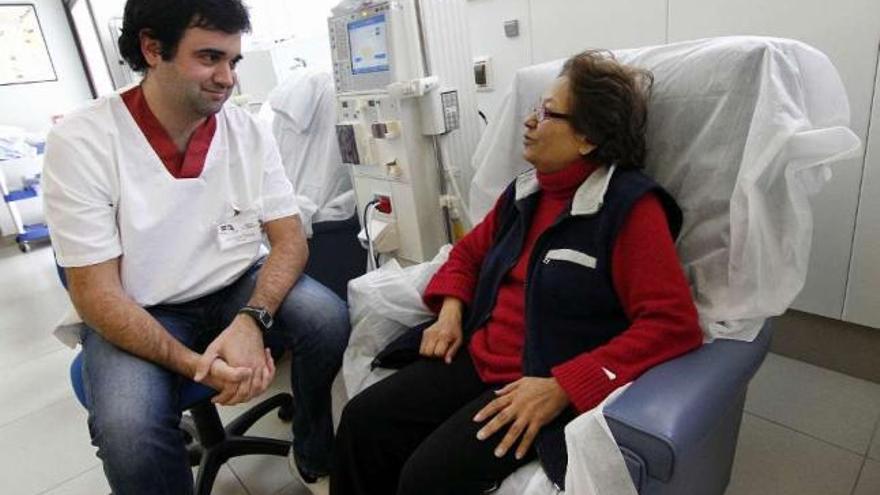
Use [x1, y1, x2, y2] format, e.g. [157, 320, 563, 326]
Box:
[464, 166, 682, 486]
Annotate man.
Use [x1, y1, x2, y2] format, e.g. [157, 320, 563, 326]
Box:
[42, 1, 347, 494]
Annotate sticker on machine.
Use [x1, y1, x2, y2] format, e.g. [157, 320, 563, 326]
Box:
[217, 209, 261, 251]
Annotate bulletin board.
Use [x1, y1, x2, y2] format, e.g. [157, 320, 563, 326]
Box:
[0, 4, 57, 86]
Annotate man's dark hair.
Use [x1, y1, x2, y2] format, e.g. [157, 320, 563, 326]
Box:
[118, 0, 251, 72]
[559, 50, 654, 170]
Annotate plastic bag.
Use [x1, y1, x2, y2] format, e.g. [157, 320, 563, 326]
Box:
[342, 245, 451, 398]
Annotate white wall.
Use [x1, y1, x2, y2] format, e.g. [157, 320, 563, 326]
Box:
[844, 61, 880, 328]
[0, 0, 93, 132]
[464, 0, 880, 326]
[466, 0, 667, 123]
[464, 0, 531, 124]
[529, 0, 666, 62]
[245, 0, 336, 73]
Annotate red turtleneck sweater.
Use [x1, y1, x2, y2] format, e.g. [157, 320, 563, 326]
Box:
[423, 159, 702, 413]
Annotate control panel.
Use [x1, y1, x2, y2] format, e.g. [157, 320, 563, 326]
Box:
[329, 3, 395, 93]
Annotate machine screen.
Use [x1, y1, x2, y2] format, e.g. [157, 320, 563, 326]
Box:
[348, 14, 389, 75]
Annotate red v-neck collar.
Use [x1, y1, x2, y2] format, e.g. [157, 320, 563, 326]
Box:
[120, 85, 216, 179]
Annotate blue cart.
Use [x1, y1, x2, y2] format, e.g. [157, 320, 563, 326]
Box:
[1, 145, 50, 253]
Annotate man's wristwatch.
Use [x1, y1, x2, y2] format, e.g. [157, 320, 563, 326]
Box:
[237, 305, 273, 334]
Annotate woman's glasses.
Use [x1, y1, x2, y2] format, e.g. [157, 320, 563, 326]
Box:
[533, 99, 571, 122]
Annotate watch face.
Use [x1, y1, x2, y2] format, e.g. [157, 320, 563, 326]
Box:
[259, 311, 273, 329]
[242, 307, 272, 331]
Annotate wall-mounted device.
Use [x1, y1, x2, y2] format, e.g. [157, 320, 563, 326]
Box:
[503, 19, 520, 38]
[473, 56, 493, 91]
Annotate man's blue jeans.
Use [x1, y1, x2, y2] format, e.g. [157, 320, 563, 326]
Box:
[80, 263, 351, 495]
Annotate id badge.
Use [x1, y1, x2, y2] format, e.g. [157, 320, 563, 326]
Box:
[217, 209, 261, 251]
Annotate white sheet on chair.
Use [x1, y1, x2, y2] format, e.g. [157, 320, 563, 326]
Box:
[470, 36, 861, 342]
[260, 70, 356, 236]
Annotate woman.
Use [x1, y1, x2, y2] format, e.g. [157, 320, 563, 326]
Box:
[331, 50, 703, 495]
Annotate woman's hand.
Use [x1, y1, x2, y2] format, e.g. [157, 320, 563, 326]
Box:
[473, 377, 570, 459]
[419, 297, 464, 364]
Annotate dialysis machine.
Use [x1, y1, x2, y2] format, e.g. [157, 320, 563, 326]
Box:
[329, 0, 480, 264]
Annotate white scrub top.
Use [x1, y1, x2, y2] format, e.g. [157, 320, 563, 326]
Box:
[42, 94, 299, 307]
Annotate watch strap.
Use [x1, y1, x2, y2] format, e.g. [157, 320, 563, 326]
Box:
[238, 306, 272, 333]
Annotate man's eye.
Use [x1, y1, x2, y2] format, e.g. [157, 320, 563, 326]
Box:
[201, 53, 220, 63]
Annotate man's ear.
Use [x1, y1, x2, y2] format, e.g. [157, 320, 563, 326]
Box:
[139, 29, 162, 68]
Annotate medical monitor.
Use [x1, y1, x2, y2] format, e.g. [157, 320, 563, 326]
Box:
[348, 15, 389, 75]
[330, 3, 405, 93]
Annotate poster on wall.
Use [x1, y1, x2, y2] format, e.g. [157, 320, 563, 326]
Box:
[0, 4, 57, 86]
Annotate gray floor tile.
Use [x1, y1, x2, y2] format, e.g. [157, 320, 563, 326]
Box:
[0, 242, 73, 370]
[0, 243, 56, 283]
[0, 329, 65, 370]
[724, 414, 863, 495]
[854, 459, 880, 495]
[37, 463, 249, 495]
[745, 353, 880, 454]
[225, 405, 299, 495]
[195, 465, 250, 495]
[0, 286, 72, 332]
[40, 466, 109, 495]
[0, 347, 79, 427]
[0, 398, 100, 495]
[0, 244, 66, 303]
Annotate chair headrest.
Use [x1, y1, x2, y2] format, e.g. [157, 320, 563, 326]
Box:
[470, 36, 860, 340]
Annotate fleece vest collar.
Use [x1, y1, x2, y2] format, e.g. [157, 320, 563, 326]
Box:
[514, 164, 617, 216]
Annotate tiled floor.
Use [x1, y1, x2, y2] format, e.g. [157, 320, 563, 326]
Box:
[1, 242, 879, 495]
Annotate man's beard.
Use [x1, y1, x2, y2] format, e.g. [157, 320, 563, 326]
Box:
[187, 86, 229, 117]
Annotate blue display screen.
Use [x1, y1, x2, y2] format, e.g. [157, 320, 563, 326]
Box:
[348, 14, 390, 75]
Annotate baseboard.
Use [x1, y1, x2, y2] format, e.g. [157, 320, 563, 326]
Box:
[770, 310, 880, 384]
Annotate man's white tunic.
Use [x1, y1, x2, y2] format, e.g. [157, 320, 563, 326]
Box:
[43, 95, 299, 306]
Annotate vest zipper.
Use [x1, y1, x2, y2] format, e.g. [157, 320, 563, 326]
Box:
[522, 213, 571, 372]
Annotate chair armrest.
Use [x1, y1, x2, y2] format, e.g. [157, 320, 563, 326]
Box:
[603, 321, 772, 482]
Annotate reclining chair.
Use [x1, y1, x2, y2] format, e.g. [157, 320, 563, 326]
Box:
[343, 36, 860, 495]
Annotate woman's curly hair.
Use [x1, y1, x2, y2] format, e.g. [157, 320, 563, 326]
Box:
[560, 50, 654, 170]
